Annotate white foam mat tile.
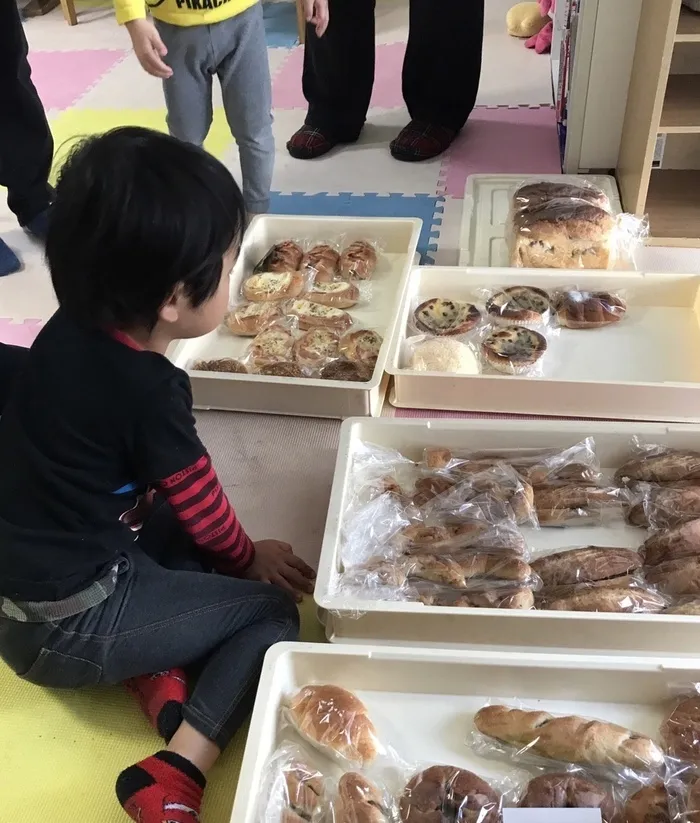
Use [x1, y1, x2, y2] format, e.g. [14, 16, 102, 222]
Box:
[0, 220, 57, 322]
[431, 196, 464, 266]
[375, 0, 410, 45]
[269, 108, 444, 195]
[74, 53, 172, 111]
[24, 7, 127, 52]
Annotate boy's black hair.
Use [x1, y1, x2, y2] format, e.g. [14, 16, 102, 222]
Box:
[46, 126, 246, 330]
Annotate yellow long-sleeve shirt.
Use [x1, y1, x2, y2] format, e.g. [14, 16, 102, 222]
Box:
[115, 0, 257, 27]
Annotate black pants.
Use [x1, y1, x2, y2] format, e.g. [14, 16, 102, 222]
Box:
[0, 504, 300, 750]
[303, 0, 485, 139]
[0, 343, 29, 415]
[0, 0, 53, 226]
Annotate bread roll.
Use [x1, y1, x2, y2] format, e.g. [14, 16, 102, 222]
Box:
[482, 326, 548, 375]
[335, 773, 390, 823]
[616, 450, 700, 484]
[254, 240, 304, 273]
[303, 244, 341, 281]
[340, 330, 383, 366]
[518, 772, 615, 823]
[320, 359, 372, 382]
[545, 587, 667, 613]
[485, 286, 552, 326]
[226, 302, 283, 336]
[243, 271, 305, 302]
[294, 328, 340, 369]
[622, 784, 669, 823]
[555, 290, 626, 329]
[286, 685, 378, 767]
[531, 547, 642, 587]
[283, 765, 325, 823]
[645, 557, 700, 595]
[660, 695, 700, 763]
[305, 280, 360, 309]
[250, 328, 295, 367]
[474, 705, 664, 771]
[340, 240, 377, 281]
[192, 358, 247, 374]
[258, 362, 305, 378]
[510, 202, 615, 269]
[400, 766, 500, 823]
[414, 298, 482, 336]
[642, 519, 700, 566]
[288, 299, 353, 332]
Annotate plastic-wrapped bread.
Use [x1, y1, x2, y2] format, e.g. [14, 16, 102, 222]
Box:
[399, 766, 501, 823]
[474, 705, 665, 771]
[642, 520, 700, 566]
[282, 765, 326, 823]
[509, 201, 616, 269]
[285, 685, 379, 768]
[554, 290, 627, 329]
[533, 484, 622, 526]
[254, 240, 304, 273]
[628, 485, 700, 530]
[418, 586, 535, 610]
[512, 180, 612, 213]
[622, 785, 669, 823]
[333, 773, 392, 823]
[340, 240, 378, 281]
[544, 586, 667, 613]
[303, 244, 341, 282]
[615, 449, 700, 484]
[531, 547, 642, 588]
[660, 694, 700, 764]
[518, 772, 616, 823]
[645, 557, 700, 596]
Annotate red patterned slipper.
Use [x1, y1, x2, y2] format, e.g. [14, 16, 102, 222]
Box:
[287, 125, 356, 160]
[390, 121, 458, 162]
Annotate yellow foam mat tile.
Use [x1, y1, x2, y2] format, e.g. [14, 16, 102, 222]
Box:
[0, 597, 325, 822]
[48, 108, 234, 181]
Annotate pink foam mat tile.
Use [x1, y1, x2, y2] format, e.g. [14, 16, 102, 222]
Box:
[438, 106, 560, 199]
[273, 42, 406, 110]
[0, 319, 45, 348]
[29, 49, 128, 112]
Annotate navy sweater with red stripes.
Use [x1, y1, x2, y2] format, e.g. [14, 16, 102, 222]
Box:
[0, 310, 254, 602]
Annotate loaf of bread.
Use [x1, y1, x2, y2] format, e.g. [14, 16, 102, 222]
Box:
[513, 180, 612, 212]
[660, 695, 700, 763]
[664, 598, 700, 615]
[531, 547, 642, 588]
[536, 575, 640, 606]
[510, 202, 616, 269]
[474, 704, 665, 770]
[642, 519, 700, 566]
[518, 772, 615, 823]
[534, 484, 619, 525]
[398, 522, 527, 556]
[400, 766, 500, 823]
[335, 773, 390, 823]
[622, 785, 669, 823]
[285, 685, 379, 767]
[688, 778, 700, 823]
[645, 557, 700, 595]
[616, 450, 700, 484]
[627, 485, 700, 530]
[403, 551, 534, 588]
[545, 586, 667, 613]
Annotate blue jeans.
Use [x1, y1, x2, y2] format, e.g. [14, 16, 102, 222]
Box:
[0, 504, 299, 750]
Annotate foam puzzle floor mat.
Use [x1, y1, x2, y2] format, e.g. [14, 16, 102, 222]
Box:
[0, 598, 325, 823]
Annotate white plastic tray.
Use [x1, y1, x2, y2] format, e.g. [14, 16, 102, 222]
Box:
[459, 173, 623, 268]
[385, 266, 700, 422]
[315, 417, 700, 656]
[167, 215, 421, 418]
[230, 642, 698, 823]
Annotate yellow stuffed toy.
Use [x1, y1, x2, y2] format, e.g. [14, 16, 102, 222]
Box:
[506, 1, 548, 38]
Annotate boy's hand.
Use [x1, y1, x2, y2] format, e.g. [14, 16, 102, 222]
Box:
[246, 539, 316, 601]
[303, 0, 329, 37]
[126, 19, 173, 79]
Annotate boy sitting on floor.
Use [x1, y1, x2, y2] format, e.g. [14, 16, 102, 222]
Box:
[0, 126, 315, 823]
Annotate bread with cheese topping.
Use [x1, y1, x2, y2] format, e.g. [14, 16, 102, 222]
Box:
[288, 299, 353, 332]
[242, 271, 305, 302]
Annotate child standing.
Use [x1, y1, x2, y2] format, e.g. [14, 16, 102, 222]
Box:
[0, 127, 315, 823]
[116, 0, 329, 217]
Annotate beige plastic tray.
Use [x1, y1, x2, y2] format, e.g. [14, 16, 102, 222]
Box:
[167, 215, 421, 418]
[230, 642, 698, 823]
[315, 417, 700, 657]
[458, 173, 623, 267]
[385, 266, 700, 422]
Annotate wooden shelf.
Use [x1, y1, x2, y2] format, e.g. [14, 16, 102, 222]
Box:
[659, 75, 700, 132]
[645, 169, 700, 246]
[676, 5, 700, 41]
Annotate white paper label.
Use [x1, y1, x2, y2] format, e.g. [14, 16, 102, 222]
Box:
[504, 809, 602, 823]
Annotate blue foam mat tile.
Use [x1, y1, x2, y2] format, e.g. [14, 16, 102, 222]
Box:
[269, 192, 445, 264]
[263, 1, 299, 48]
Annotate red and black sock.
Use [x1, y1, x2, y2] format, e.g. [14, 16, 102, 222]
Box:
[116, 751, 205, 823]
[125, 669, 188, 742]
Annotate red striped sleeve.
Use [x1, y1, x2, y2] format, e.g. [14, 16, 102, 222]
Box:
[156, 455, 254, 574]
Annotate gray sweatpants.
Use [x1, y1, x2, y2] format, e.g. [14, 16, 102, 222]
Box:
[155, 3, 274, 214]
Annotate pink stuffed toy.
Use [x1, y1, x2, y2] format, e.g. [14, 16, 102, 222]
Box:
[526, 0, 553, 53]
